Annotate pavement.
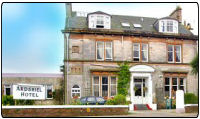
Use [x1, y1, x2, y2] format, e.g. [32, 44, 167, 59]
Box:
[92, 109, 198, 117]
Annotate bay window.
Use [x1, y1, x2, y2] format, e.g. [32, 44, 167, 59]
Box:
[164, 77, 186, 98]
[133, 43, 148, 62]
[168, 45, 181, 63]
[96, 41, 113, 61]
[92, 75, 117, 98]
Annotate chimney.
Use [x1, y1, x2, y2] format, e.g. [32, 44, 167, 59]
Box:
[66, 3, 72, 18]
[169, 6, 182, 23]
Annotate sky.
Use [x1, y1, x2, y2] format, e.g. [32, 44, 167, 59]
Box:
[2, 3, 198, 73]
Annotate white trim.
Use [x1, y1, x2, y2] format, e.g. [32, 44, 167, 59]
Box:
[185, 104, 198, 107]
[2, 105, 128, 109]
[129, 65, 155, 73]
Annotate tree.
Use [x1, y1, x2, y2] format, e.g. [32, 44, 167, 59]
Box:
[117, 62, 131, 96]
[190, 53, 198, 75]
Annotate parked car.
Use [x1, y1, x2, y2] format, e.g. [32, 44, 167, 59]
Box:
[80, 96, 106, 105]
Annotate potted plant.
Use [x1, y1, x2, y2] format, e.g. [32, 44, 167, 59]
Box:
[143, 87, 148, 92]
[134, 87, 138, 92]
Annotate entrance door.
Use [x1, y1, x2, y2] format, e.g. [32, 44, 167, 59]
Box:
[134, 82, 143, 104]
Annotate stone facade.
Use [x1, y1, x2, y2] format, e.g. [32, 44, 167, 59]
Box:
[64, 33, 198, 105]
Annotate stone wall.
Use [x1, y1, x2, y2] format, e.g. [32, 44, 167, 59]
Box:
[185, 105, 198, 113]
[2, 106, 129, 117]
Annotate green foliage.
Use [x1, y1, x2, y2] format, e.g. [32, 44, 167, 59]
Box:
[2, 95, 15, 106]
[15, 100, 34, 105]
[117, 62, 131, 96]
[172, 99, 176, 109]
[105, 94, 128, 105]
[184, 93, 198, 104]
[53, 80, 64, 105]
[70, 99, 82, 105]
[190, 53, 198, 75]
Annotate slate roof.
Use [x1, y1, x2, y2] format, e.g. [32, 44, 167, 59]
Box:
[64, 11, 197, 39]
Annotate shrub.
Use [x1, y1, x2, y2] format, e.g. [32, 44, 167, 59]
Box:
[105, 94, 128, 105]
[105, 99, 115, 105]
[2, 95, 15, 106]
[70, 99, 82, 105]
[15, 100, 35, 105]
[185, 93, 198, 104]
[53, 80, 64, 105]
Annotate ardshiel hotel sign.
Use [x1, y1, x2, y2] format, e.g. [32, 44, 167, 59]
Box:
[13, 84, 45, 100]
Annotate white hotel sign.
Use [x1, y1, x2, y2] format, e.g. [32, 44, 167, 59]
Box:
[13, 84, 45, 100]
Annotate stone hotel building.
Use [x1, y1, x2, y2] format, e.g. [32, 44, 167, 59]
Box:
[2, 3, 198, 109]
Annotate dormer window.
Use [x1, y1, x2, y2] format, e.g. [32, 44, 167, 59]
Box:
[121, 22, 130, 27]
[159, 19, 178, 33]
[133, 24, 142, 28]
[88, 12, 111, 29]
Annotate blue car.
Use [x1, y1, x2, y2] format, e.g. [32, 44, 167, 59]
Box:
[80, 96, 106, 105]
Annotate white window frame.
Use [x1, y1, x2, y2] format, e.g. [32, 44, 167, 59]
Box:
[96, 41, 104, 61]
[4, 84, 12, 95]
[175, 45, 181, 63]
[133, 43, 140, 61]
[71, 85, 81, 98]
[121, 22, 130, 27]
[141, 44, 148, 62]
[105, 42, 113, 60]
[110, 76, 117, 97]
[159, 20, 178, 33]
[168, 45, 174, 63]
[92, 76, 100, 97]
[179, 77, 186, 93]
[46, 85, 53, 99]
[164, 77, 171, 97]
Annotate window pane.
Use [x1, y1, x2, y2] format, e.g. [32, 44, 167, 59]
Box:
[142, 44, 147, 51]
[172, 78, 177, 85]
[142, 51, 147, 61]
[168, 52, 173, 62]
[47, 89, 53, 98]
[111, 85, 116, 96]
[180, 86, 184, 91]
[168, 45, 173, 52]
[97, 42, 104, 60]
[93, 76, 99, 84]
[106, 49, 112, 59]
[6, 88, 11, 95]
[134, 51, 139, 57]
[102, 85, 108, 97]
[164, 86, 170, 97]
[180, 78, 184, 85]
[102, 77, 108, 84]
[165, 77, 170, 85]
[93, 85, 99, 97]
[111, 77, 116, 84]
[175, 46, 181, 62]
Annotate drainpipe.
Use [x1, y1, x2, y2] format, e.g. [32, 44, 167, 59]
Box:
[64, 33, 70, 104]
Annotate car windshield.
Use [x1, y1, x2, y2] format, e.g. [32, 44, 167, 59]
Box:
[96, 97, 104, 102]
[87, 97, 96, 102]
[80, 97, 86, 102]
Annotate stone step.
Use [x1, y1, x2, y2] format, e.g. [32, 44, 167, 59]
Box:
[134, 104, 151, 110]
